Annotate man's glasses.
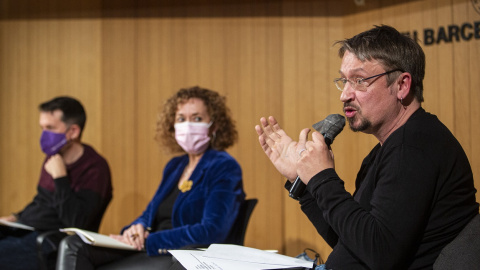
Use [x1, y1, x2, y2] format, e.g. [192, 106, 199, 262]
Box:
[333, 69, 403, 92]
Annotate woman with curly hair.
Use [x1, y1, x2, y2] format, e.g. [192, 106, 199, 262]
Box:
[56, 86, 245, 270]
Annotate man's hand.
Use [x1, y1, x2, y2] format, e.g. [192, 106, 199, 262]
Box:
[0, 214, 17, 222]
[113, 223, 147, 251]
[255, 116, 311, 181]
[297, 131, 335, 184]
[44, 154, 67, 179]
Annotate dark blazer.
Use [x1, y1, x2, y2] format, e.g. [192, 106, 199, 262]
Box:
[123, 149, 244, 256]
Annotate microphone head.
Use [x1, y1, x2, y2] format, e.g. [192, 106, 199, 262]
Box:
[312, 114, 345, 145]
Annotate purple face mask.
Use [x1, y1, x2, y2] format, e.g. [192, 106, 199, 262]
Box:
[40, 130, 68, 155]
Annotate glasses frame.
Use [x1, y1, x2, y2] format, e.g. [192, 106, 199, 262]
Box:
[334, 69, 404, 92]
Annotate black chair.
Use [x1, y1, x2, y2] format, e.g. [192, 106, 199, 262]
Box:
[37, 230, 68, 270]
[223, 198, 258, 246]
[36, 202, 111, 270]
[179, 198, 258, 249]
[433, 213, 480, 269]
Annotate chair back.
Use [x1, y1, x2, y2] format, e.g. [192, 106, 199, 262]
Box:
[433, 213, 480, 269]
[223, 198, 258, 246]
[37, 197, 112, 270]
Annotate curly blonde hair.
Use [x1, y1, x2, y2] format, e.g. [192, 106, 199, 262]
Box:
[156, 86, 238, 153]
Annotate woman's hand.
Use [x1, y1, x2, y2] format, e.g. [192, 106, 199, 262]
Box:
[111, 224, 147, 251]
[0, 214, 17, 222]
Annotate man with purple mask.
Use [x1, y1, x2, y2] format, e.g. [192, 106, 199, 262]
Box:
[0, 96, 112, 270]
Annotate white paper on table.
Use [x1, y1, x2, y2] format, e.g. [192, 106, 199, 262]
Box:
[169, 249, 290, 270]
[204, 244, 313, 268]
[169, 244, 313, 270]
[169, 250, 222, 270]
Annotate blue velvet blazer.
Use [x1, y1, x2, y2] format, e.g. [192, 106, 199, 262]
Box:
[123, 149, 244, 256]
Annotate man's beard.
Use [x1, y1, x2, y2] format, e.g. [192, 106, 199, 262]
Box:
[347, 113, 371, 132]
[344, 103, 371, 132]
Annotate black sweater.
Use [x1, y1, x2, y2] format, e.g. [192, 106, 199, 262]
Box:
[300, 108, 479, 269]
[17, 144, 112, 232]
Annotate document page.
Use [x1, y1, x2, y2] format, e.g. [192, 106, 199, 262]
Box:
[170, 244, 313, 270]
[60, 228, 136, 250]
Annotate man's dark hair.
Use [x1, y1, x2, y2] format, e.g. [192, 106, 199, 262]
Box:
[39, 96, 87, 136]
[336, 25, 425, 102]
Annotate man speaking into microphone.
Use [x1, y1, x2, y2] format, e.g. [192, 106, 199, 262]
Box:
[255, 25, 478, 270]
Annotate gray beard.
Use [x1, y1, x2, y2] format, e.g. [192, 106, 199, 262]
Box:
[348, 115, 371, 132]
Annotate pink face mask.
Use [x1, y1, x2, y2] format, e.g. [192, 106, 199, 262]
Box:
[174, 122, 213, 154]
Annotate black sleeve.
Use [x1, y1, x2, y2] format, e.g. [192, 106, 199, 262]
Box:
[285, 180, 339, 248]
[53, 176, 106, 229]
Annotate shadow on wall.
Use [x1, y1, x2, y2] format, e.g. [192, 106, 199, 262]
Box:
[0, 0, 426, 20]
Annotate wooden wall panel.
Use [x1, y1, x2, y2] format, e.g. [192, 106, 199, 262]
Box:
[0, 21, 40, 211]
[422, 0, 456, 128]
[452, 0, 480, 205]
[1, 0, 479, 261]
[467, 0, 480, 203]
[100, 18, 138, 234]
[281, 0, 343, 259]
[452, 1, 472, 162]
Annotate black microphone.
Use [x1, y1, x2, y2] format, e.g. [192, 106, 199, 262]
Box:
[288, 114, 346, 200]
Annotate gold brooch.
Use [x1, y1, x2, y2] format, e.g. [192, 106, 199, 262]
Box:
[179, 180, 193, 193]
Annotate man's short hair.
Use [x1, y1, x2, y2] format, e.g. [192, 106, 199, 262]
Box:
[336, 25, 425, 102]
[39, 96, 87, 135]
